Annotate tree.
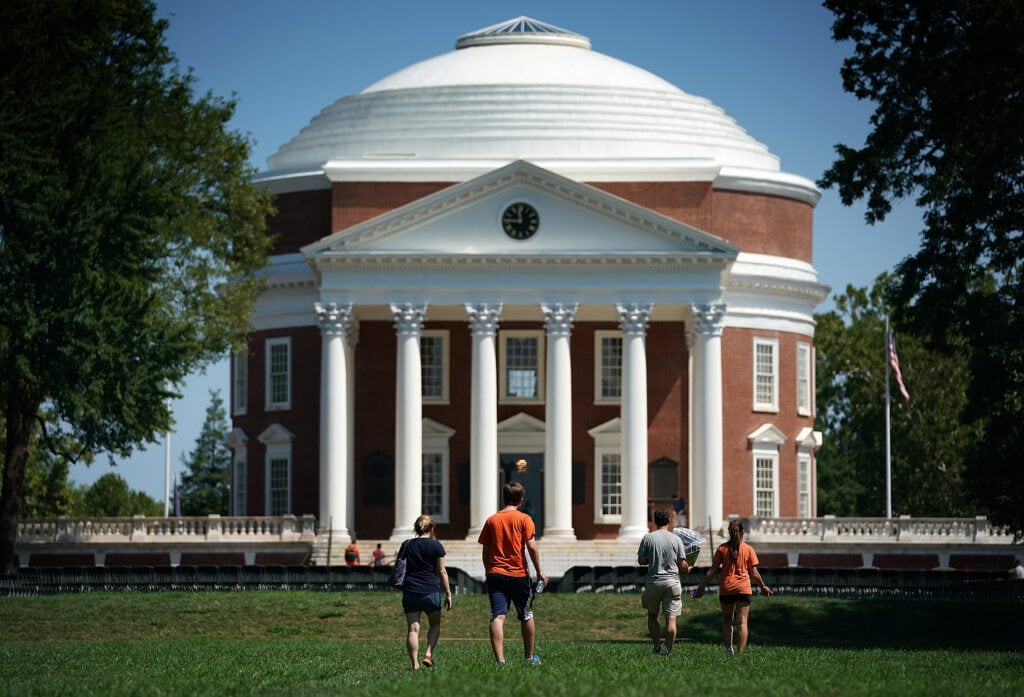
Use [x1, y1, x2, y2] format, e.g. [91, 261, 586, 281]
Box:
[820, 1, 1024, 537]
[73, 473, 162, 517]
[179, 390, 231, 516]
[0, 1, 274, 570]
[814, 277, 980, 517]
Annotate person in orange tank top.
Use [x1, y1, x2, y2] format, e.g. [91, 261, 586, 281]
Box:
[693, 519, 773, 654]
[477, 480, 548, 666]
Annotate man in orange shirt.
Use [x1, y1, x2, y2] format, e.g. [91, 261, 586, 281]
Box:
[478, 480, 549, 666]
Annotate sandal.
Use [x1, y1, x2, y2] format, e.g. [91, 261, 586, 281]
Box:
[422, 657, 433, 668]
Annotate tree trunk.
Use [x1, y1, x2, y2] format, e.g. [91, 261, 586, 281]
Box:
[1, 396, 36, 573]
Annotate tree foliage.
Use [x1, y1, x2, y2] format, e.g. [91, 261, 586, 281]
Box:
[72, 473, 162, 517]
[0, 1, 274, 570]
[820, 0, 1024, 537]
[179, 390, 231, 516]
[815, 277, 980, 517]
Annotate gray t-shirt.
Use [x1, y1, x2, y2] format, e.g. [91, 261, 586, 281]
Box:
[637, 529, 685, 580]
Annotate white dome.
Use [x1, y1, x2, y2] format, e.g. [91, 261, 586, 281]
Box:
[267, 17, 781, 173]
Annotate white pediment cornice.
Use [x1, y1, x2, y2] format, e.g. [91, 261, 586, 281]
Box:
[301, 160, 739, 264]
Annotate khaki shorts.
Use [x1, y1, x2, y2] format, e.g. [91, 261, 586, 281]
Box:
[641, 577, 682, 617]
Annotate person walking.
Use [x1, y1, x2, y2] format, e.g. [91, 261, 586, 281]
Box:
[343, 537, 360, 566]
[372, 543, 386, 567]
[693, 519, 772, 654]
[478, 480, 548, 666]
[397, 515, 452, 670]
[636, 507, 691, 656]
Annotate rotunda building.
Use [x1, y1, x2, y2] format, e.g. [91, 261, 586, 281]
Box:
[229, 17, 828, 542]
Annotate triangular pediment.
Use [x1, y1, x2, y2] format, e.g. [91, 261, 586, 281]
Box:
[302, 160, 738, 261]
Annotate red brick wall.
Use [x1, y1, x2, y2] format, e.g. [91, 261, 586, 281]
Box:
[720, 326, 816, 518]
[268, 189, 332, 254]
[332, 181, 454, 231]
[710, 190, 814, 263]
[235, 326, 322, 518]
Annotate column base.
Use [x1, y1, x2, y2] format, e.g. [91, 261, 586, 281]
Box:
[464, 526, 484, 541]
[389, 526, 414, 542]
[540, 527, 577, 541]
[616, 524, 648, 542]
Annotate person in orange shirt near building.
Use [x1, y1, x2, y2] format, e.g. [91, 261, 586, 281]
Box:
[693, 519, 772, 654]
[477, 480, 548, 666]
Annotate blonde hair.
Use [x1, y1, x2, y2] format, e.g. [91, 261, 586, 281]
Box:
[414, 515, 435, 535]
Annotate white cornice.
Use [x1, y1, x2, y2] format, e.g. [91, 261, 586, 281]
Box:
[715, 167, 821, 207]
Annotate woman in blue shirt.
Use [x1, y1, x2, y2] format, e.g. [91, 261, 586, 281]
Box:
[398, 515, 452, 670]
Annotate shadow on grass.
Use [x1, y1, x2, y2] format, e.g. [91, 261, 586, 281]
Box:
[677, 597, 1024, 651]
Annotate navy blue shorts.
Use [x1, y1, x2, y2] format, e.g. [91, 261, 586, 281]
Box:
[402, 591, 442, 615]
[486, 573, 533, 621]
[718, 593, 753, 605]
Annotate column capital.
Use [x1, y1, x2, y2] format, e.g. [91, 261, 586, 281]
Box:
[315, 302, 353, 337]
[616, 303, 653, 336]
[466, 303, 503, 336]
[541, 303, 578, 337]
[390, 303, 428, 336]
[691, 303, 727, 337]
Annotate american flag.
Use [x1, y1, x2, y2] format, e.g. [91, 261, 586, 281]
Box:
[887, 330, 910, 401]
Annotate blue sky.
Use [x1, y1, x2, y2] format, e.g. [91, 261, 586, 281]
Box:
[69, 0, 925, 504]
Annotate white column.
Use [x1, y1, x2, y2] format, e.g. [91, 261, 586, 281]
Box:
[542, 303, 578, 540]
[345, 320, 359, 535]
[390, 303, 427, 541]
[617, 303, 652, 541]
[691, 303, 726, 534]
[315, 302, 352, 537]
[465, 304, 502, 539]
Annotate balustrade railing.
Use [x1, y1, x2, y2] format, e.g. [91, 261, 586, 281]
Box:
[17, 514, 317, 544]
[744, 515, 1014, 544]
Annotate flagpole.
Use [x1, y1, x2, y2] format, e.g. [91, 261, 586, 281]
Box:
[163, 391, 171, 518]
[884, 316, 892, 519]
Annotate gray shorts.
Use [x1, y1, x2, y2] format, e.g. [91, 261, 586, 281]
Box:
[641, 577, 682, 617]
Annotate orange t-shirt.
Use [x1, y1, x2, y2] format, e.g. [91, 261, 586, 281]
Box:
[712, 541, 760, 595]
[477, 509, 535, 577]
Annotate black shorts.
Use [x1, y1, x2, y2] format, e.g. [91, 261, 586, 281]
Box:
[718, 593, 753, 605]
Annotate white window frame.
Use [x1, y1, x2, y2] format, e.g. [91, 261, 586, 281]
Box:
[233, 450, 247, 516]
[753, 449, 779, 518]
[226, 428, 249, 516]
[499, 330, 545, 404]
[797, 453, 811, 519]
[753, 337, 779, 412]
[232, 349, 248, 416]
[422, 418, 455, 524]
[265, 337, 292, 411]
[594, 330, 623, 404]
[421, 329, 450, 404]
[258, 424, 294, 516]
[796, 341, 812, 416]
[588, 418, 622, 524]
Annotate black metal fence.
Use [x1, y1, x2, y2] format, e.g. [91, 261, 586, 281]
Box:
[0, 565, 483, 596]
[3, 565, 1020, 601]
[559, 566, 1023, 601]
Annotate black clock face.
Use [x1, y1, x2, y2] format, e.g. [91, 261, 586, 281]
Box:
[501, 202, 539, 240]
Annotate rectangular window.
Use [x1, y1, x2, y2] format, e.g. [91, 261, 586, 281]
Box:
[797, 455, 811, 518]
[500, 330, 544, 403]
[600, 453, 622, 517]
[421, 330, 449, 403]
[422, 452, 445, 519]
[265, 338, 291, 410]
[268, 456, 290, 515]
[233, 350, 248, 416]
[753, 338, 778, 412]
[754, 455, 777, 518]
[233, 452, 247, 516]
[594, 331, 622, 403]
[796, 342, 811, 416]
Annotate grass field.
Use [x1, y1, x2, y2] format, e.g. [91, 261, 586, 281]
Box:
[1, 590, 1022, 696]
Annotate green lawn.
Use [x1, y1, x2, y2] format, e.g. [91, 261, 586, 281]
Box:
[1, 591, 1021, 696]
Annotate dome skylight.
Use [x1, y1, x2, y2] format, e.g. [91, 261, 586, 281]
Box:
[455, 16, 591, 50]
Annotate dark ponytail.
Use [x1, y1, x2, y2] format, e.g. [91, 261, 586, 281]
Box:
[727, 519, 743, 563]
